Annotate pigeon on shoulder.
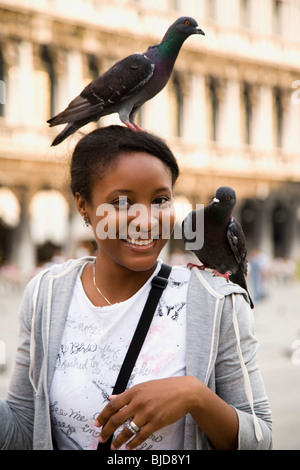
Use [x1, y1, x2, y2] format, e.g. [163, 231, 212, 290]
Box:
[182, 186, 254, 309]
[47, 16, 204, 146]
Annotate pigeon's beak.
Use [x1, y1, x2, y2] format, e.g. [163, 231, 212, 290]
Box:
[212, 198, 219, 203]
[195, 26, 205, 35]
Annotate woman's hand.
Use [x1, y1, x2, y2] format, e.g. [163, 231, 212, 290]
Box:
[94, 376, 201, 450]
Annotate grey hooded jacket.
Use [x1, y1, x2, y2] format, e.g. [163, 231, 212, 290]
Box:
[0, 257, 272, 450]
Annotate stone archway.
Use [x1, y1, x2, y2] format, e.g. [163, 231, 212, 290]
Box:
[239, 199, 262, 251]
[28, 188, 70, 266]
[271, 202, 292, 258]
[0, 187, 21, 265]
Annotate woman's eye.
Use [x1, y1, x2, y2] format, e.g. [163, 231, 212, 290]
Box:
[113, 196, 130, 208]
[153, 197, 171, 208]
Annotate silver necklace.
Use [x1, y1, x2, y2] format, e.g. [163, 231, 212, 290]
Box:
[92, 260, 112, 306]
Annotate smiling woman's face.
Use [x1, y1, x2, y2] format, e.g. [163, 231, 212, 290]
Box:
[77, 151, 175, 273]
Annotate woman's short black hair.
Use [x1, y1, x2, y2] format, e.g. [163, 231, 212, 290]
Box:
[70, 125, 179, 203]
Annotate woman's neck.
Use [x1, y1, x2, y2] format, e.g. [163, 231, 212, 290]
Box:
[81, 256, 158, 307]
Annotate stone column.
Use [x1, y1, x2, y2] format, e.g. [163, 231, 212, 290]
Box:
[182, 73, 207, 144]
[18, 41, 35, 126]
[12, 188, 36, 275]
[66, 50, 84, 102]
[2, 39, 19, 125]
[256, 85, 273, 151]
[222, 78, 242, 148]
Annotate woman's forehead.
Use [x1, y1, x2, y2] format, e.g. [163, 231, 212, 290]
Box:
[98, 151, 173, 184]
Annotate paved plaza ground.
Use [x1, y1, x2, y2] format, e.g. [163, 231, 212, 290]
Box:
[253, 278, 300, 450]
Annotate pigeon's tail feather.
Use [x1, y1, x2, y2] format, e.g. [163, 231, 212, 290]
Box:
[230, 268, 254, 309]
[47, 96, 100, 127]
[51, 122, 81, 146]
[47, 113, 64, 127]
[47, 103, 78, 127]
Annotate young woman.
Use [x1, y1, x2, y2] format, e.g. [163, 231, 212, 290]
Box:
[0, 126, 272, 450]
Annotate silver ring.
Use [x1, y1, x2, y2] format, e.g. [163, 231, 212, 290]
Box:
[126, 421, 140, 434]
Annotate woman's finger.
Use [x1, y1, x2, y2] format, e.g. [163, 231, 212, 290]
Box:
[96, 394, 139, 443]
[125, 423, 154, 450]
[99, 410, 129, 443]
[110, 419, 144, 449]
[95, 393, 127, 428]
[111, 420, 150, 450]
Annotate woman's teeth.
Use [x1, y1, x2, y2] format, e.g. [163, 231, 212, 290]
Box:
[125, 237, 154, 246]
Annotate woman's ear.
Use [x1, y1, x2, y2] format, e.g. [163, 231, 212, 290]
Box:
[75, 192, 86, 217]
[76, 192, 91, 227]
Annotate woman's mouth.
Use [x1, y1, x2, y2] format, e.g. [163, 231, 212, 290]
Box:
[123, 237, 154, 246]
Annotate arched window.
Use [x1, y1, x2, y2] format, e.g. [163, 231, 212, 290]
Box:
[0, 187, 20, 229]
[29, 189, 69, 246]
[272, 202, 290, 258]
[0, 187, 21, 265]
[240, 200, 261, 250]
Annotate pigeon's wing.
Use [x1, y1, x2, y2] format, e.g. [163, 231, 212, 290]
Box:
[227, 217, 248, 275]
[84, 53, 155, 104]
[182, 208, 205, 253]
[48, 53, 154, 126]
[227, 216, 254, 309]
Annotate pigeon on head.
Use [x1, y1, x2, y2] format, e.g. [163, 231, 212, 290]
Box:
[47, 16, 205, 146]
[182, 186, 254, 309]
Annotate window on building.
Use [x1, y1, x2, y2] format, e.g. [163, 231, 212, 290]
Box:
[0, 49, 5, 117]
[41, 45, 56, 119]
[169, 0, 180, 11]
[172, 72, 183, 137]
[273, 0, 283, 35]
[208, 76, 219, 141]
[242, 82, 252, 145]
[206, 0, 217, 20]
[240, 0, 251, 28]
[88, 54, 99, 80]
[273, 87, 284, 148]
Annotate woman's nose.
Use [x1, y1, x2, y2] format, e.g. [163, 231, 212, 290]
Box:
[127, 203, 159, 238]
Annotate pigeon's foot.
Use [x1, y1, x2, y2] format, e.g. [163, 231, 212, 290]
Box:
[131, 123, 144, 132]
[213, 270, 231, 282]
[187, 263, 208, 270]
[122, 121, 143, 132]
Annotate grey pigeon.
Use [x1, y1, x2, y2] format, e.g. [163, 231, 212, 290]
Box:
[182, 186, 254, 309]
[47, 17, 205, 146]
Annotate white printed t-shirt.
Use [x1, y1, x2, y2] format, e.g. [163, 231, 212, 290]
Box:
[50, 261, 191, 450]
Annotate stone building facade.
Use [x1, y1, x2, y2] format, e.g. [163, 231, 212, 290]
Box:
[0, 0, 300, 274]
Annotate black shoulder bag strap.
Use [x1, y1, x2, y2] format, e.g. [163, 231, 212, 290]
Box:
[97, 263, 172, 451]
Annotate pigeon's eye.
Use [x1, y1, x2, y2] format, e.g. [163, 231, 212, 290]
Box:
[185, 20, 190, 26]
[226, 196, 231, 200]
